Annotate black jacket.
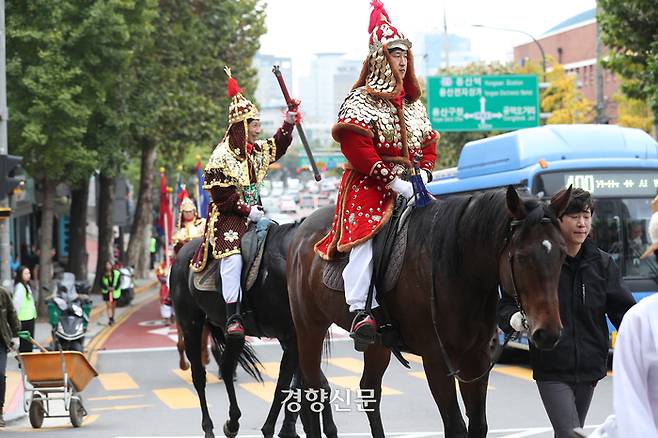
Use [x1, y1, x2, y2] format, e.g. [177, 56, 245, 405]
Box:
[498, 237, 635, 382]
[0, 286, 20, 351]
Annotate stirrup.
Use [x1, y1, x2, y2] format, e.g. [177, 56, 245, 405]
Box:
[349, 313, 376, 352]
[226, 320, 245, 339]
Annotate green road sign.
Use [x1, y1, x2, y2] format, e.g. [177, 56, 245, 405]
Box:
[427, 75, 539, 132]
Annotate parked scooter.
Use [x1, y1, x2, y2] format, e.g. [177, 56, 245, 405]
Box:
[47, 273, 92, 352]
[116, 265, 135, 307]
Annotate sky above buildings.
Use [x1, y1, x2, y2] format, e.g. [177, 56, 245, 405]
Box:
[260, 0, 596, 80]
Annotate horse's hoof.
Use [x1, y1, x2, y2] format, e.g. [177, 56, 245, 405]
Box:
[179, 360, 189, 371]
[277, 433, 300, 438]
[224, 421, 239, 438]
[204, 431, 215, 438]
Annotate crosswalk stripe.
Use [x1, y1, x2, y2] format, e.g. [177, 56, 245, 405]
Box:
[92, 404, 151, 412]
[172, 368, 220, 385]
[154, 388, 202, 409]
[89, 394, 144, 401]
[240, 381, 277, 402]
[327, 376, 401, 395]
[328, 357, 363, 373]
[492, 366, 534, 382]
[98, 372, 139, 391]
[257, 362, 281, 380]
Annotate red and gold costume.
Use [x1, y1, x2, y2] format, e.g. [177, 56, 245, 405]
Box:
[173, 197, 205, 254]
[315, 1, 438, 260]
[191, 68, 294, 272]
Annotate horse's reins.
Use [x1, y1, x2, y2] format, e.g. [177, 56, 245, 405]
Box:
[429, 215, 550, 384]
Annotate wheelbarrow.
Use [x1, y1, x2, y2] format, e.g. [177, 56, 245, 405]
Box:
[15, 331, 98, 428]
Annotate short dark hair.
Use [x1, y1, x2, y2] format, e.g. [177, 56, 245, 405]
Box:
[553, 187, 594, 217]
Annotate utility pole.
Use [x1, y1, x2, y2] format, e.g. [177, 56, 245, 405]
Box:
[442, 4, 449, 69]
[0, 0, 11, 288]
[594, 0, 606, 124]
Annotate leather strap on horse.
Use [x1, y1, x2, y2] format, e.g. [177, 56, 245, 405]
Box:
[366, 196, 411, 369]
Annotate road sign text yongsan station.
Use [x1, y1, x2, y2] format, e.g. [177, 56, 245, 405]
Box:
[427, 75, 540, 132]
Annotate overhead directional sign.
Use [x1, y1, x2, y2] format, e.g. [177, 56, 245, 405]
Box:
[427, 75, 540, 132]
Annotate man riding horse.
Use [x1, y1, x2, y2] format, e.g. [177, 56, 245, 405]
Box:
[191, 67, 299, 340]
[174, 196, 206, 254]
[314, 0, 439, 350]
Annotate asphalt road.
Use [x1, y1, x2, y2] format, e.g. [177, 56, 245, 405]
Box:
[4, 296, 614, 437]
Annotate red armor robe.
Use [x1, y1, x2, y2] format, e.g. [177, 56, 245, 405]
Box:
[315, 87, 438, 260]
[191, 121, 294, 272]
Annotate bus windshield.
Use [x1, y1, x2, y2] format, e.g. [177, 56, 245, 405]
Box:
[590, 197, 658, 280]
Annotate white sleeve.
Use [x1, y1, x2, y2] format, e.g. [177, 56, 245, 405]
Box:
[12, 284, 24, 314]
[613, 309, 658, 437]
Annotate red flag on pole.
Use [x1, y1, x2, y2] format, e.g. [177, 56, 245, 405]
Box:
[158, 168, 173, 267]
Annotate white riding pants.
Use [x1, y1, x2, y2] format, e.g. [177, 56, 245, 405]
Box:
[342, 239, 379, 312]
[220, 254, 243, 303]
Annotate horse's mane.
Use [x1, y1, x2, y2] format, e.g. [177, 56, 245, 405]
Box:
[415, 189, 557, 276]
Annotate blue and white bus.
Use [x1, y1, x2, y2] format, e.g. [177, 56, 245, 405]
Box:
[427, 124, 658, 349]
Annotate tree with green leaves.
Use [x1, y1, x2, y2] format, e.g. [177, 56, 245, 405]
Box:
[125, 0, 267, 277]
[6, 1, 148, 310]
[598, 0, 658, 136]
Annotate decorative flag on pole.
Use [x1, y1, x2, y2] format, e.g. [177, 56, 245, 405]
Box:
[196, 156, 209, 217]
[158, 167, 173, 269]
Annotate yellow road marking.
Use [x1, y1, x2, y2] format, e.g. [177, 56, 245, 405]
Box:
[404, 354, 423, 364]
[6, 371, 20, 402]
[154, 388, 201, 409]
[327, 376, 401, 395]
[98, 372, 139, 391]
[493, 365, 534, 382]
[91, 403, 151, 412]
[240, 381, 277, 402]
[172, 368, 220, 385]
[88, 394, 144, 401]
[83, 414, 100, 425]
[327, 357, 363, 374]
[258, 362, 281, 379]
[409, 371, 494, 390]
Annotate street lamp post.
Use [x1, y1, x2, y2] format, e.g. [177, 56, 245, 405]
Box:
[472, 24, 547, 83]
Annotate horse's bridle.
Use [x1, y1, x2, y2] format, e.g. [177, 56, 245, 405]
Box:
[429, 214, 553, 384]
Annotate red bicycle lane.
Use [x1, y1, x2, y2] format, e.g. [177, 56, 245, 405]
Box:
[102, 297, 180, 350]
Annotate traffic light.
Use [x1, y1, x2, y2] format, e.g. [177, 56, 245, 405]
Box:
[0, 154, 23, 201]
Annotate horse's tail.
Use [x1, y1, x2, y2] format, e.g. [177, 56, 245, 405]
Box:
[321, 326, 332, 361]
[237, 341, 263, 382]
[212, 335, 264, 383]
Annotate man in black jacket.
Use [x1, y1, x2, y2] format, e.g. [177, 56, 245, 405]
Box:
[498, 188, 635, 438]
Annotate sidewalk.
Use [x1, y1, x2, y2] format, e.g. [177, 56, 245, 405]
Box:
[3, 274, 159, 425]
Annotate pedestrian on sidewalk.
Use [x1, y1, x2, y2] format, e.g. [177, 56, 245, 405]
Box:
[101, 261, 121, 325]
[12, 266, 37, 353]
[0, 285, 20, 427]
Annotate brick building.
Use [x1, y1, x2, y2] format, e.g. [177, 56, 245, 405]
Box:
[513, 9, 620, 122]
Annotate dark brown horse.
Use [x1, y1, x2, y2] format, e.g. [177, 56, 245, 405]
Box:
[171, 222, 337, 438]
[287, 186, 571, 438]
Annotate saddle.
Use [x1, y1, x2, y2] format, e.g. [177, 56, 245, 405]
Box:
[322, 198, 413, 295]
[322, 198, 415, 367]
[191, 220, 272, 293]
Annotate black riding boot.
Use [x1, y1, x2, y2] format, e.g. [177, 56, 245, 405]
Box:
[225, 302, 244, 339]
[349, 310, 377, 352]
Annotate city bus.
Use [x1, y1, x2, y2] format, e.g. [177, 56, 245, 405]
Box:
[427, 124, 658, 350]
